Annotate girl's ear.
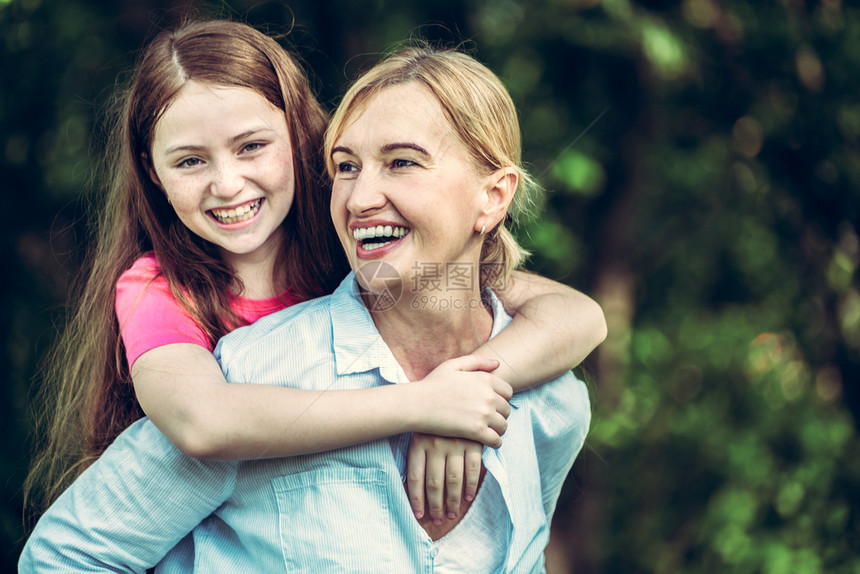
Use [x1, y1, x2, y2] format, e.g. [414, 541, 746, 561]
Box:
[475, 167, 518, 235]
[141, 153, 163, 190]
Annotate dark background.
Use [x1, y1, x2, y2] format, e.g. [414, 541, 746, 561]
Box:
[2, 1, 858, 572]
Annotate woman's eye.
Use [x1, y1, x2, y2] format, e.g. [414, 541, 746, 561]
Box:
[337, 162, 358, 174]
[391, 159, 416, 169]
[178, 157, 202, 168]
[242, 142, 263, 153]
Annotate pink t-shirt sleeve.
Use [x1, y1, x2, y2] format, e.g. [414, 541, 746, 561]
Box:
[115, 255, 211, 368]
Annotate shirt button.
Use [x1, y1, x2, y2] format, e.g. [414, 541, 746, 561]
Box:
[431, 546, 439, 558]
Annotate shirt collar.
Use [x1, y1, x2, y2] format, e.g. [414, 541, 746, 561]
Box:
[330, 272, 513, 383]
[485, 287, 513, 337]
[330, 273, 408, 383]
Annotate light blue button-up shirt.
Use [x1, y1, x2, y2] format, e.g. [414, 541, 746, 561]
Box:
[20, 274, 591, 573]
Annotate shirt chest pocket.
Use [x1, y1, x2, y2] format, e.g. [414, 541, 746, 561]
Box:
[272, 467, 395, 573]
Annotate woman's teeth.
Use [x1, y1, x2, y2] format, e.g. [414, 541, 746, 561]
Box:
[211, 199, 262, 224]
[353, 225, 409, 250]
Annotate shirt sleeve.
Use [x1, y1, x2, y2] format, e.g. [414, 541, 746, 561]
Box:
[523, 372, 592, 520]
[18, 419, 237, 573]
[115, 256, 211, 368]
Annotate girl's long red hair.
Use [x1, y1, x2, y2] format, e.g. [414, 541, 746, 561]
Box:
[24, 19, 348, 520]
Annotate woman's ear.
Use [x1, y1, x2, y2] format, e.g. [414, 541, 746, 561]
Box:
[475, 167, 518, 234]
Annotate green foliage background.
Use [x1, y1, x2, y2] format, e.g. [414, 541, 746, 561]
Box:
[1, 0, 857, 572]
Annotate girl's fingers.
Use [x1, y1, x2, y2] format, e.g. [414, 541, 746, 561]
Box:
[446, 354, 501, 373]
[464, 444, 483, 502]
[477, 427, 502, 449]
[489, 413, 508, 440]
[406, 443, 427, 519]
[495, 392, 512, 418]
[444, 451, 464, 519]
[491, 376, 513, 401]
[425, 447, 446, 525]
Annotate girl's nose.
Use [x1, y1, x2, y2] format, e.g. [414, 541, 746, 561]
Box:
[210, 160, 244, 199]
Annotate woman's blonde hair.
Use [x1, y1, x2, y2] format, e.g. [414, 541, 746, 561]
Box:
[324, 44, 539, 288]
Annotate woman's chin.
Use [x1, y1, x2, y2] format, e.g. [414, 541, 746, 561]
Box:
[354, 260, 405, 310]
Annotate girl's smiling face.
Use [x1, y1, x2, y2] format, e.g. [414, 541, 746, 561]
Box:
[149, 80, 295, 270]
[329, 82, 494, 296]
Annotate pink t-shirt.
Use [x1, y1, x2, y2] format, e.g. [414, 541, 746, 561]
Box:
[115, 254, 301, 367]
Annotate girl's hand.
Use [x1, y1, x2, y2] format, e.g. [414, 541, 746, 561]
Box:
[406, 433, 484, 524]
[415, 355, 512, 448]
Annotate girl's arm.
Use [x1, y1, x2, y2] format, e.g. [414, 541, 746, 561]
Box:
[406, 271, 606, 522]
[475, 270, 607, 390]
[132, 346, 511, 460]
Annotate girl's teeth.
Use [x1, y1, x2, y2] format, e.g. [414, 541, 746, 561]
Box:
[212, 200, 261, 224]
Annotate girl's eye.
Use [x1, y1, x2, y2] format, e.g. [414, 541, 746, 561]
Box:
[392, 159, 417, 169]
[178, 157, 202, 168]
[242, 142, 263, 153]
[337, 162, 358, 174]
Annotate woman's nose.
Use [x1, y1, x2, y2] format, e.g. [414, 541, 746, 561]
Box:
[343, 171, 387, 215]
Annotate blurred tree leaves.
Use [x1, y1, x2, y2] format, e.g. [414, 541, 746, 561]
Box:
[2, 0, 858, 572]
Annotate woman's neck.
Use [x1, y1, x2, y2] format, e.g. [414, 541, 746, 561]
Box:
[368, 289, 494, 381]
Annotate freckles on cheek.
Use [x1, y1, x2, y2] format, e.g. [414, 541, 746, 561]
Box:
[163, 180, 194, 211]
[166, 197, 185, 212]
[169, 198, 198, 217]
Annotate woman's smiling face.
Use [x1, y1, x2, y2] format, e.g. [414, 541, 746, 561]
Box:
[329, 82, 492, 295]
[148, 80, 295, 269]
